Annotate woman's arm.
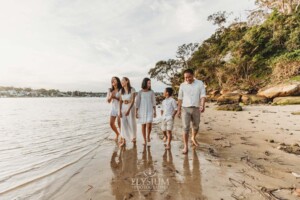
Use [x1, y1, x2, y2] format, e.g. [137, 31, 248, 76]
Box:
[119, 95, 123, 117]
[128, 92, 136, 112]
[107, 89, 112, 103]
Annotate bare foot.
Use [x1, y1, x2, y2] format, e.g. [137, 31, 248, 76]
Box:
[131, 138, 136, 144]
[191, 137, 199, 146]
[119, 141, 126, 147]
[118, 137, 123, 144]
[182, 148, 188, 154]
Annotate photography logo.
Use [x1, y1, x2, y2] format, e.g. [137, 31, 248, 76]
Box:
[131, 169, 169, 191]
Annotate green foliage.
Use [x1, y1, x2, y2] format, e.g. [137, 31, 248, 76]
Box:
[150, 1, 300, 93]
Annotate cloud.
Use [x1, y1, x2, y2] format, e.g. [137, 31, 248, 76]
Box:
[0, 0, 255, 92]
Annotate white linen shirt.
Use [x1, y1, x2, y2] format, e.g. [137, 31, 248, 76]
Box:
[178, 79, 206, 107]
[161, 97, 177, 121]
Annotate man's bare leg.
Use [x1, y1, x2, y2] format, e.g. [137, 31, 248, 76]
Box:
[182, 132, 189, 154]
[191, 131, 199, 146]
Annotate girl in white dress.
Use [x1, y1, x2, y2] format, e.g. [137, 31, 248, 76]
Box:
[135, 78, 156, 146]
[107, 77, 122, 141]
[118, 77, 137, 147]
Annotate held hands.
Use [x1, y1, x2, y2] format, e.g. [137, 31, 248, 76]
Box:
[177, 110, 181, 119]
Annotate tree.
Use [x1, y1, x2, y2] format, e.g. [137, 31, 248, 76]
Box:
[255, 0, 300, 14]
[207, 11, 232, 27]
[148, 59, 181, 86]
[176, 43, 199, 68]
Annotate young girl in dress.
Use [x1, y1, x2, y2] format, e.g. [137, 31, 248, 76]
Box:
[136, 78, 156, 146]
[107, 77, 122, 141]
[118, 77, 137, 147]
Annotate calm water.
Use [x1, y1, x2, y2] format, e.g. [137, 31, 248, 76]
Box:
[0, 98, 110, 199]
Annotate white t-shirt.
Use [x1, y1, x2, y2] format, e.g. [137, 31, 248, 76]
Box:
[178, 79, 206, 107]
[161, 97, 177, 121]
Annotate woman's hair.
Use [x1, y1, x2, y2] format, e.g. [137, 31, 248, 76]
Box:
[141, 77, 151, 90]
[110, 77, 122, 92]
[121, 77, 132, 95]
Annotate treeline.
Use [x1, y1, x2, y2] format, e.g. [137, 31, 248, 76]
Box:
[149, 0, 300, 93]
[0, 86, 106, 97]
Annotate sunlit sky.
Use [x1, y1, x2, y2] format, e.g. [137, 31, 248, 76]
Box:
[0, 0, 255, 92]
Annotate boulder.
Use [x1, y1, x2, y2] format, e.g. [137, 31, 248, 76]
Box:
[207, 90, 221, 102]
[272, 96, 300, 105]
[217, 93, 241, 105]
[258, 83, 300, 98]
[220, 89, 230, 95]
[241, 94, 269, 105]
[216, 104, 243, 111]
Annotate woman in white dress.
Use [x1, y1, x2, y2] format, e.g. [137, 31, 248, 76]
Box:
[135, 78, 156, 146]
[118, 77, 137, 147]
[107, 77, 122, 141]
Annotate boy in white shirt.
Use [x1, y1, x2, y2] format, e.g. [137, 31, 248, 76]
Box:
[161, 87, 177, 150]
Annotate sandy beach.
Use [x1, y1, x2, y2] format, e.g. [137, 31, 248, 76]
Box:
[37, 103, 299, 200]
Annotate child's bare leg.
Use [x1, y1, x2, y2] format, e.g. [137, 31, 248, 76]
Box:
[163, 131, 167, 143]
[146, 123, 152, 142]
[141, 124, 146, 144]
[166, 130, 172, 150]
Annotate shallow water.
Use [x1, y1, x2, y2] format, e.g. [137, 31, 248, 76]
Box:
[0, 98, 110, 199]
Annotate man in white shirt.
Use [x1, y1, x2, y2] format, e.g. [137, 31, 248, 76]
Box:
[177, 69, 206, 154]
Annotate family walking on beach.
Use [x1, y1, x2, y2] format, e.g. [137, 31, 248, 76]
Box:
[106, 69, 206, 154]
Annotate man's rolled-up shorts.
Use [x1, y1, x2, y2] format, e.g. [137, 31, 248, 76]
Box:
[182, 107, 200, 134]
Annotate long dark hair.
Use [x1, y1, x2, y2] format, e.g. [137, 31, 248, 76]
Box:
[121, 77, 132, 95]
[141, 77, 151, 90]
[110, 77, 122, 92]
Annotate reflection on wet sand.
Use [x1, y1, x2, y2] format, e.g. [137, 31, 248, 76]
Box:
[110, 145, 138, 200]
[110, 143, 205, 200]
[181, 150, 204, 199]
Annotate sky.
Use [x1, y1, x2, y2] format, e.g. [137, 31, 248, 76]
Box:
[0, 0, 256, 92]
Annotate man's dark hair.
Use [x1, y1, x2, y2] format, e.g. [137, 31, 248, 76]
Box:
[183, 69, 194, 75]
[141, 77, 151, 90]
[165, 87, 173, 96]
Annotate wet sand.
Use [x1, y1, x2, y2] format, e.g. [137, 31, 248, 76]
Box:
[10, 103, 299, 200]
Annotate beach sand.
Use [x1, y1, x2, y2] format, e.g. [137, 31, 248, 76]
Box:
[49, 103, 300, 200]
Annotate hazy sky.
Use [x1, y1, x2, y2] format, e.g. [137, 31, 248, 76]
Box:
[0, 0, 255, 92]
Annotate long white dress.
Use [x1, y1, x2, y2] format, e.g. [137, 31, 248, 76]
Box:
[107, 89, 120, 117]
[120, 88, 137, 141]
[135, 90, 156, 124]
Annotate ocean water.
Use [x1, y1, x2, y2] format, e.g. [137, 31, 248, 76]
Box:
[0, 98, 110, 199]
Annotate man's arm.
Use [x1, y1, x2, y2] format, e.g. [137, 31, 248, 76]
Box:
[177, 99, 182, 118]
[200, 97, 206, 113]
